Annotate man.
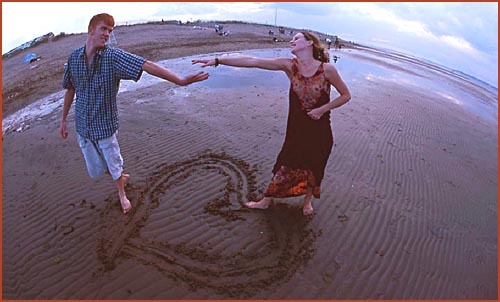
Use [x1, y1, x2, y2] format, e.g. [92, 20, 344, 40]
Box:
[60, 13, 209, 214]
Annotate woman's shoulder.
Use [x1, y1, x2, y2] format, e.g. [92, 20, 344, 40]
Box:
[277, 57, 295, 64]
[322, 62, 345, 84]
[322, 62, 337, 70]
[274, 57, 295, 72]
[322, 62, 340, 75]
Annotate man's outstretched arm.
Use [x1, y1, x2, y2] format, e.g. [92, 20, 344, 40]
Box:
[142, 60, 209, 86]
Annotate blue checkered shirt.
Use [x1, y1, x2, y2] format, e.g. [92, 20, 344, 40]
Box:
[62, 45, 146, 140]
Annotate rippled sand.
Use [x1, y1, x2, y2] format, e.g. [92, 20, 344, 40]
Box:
[2, 46, 497, 300]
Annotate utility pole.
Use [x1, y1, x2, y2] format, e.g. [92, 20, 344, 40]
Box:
[274, 7, 277, 28]
[275, 8, 280, 38]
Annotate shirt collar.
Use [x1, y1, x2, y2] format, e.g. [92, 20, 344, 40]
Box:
[79, 45, 108, 58]
[95, 46, 107, 57]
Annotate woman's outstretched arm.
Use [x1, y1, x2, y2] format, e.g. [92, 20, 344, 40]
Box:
[192, 56, 292, 72]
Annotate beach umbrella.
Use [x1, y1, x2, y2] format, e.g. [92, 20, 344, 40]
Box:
[23, 53, 39, 64]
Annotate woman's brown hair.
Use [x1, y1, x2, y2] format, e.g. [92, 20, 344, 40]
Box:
[301, 31, 330, 63]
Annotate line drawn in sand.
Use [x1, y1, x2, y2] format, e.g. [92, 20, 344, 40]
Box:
[96, 152, 323, 298]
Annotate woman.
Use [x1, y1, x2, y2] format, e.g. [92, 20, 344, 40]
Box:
[192, 31, 351, 215]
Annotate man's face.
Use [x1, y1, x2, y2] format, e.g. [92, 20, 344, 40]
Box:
[89, 21, 113, 48]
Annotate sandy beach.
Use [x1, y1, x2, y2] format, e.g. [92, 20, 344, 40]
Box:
[2, 21, 498, 300]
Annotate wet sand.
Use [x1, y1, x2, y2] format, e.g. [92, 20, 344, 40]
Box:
[2, 23, 498, 300]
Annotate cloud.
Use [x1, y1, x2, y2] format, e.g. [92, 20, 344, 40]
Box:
[341, 3, 434, 38]
[345, 4, 486, 57]
[2, 2, 497, 86]
[151, 2, 272, 23]
[439, 35, 478, 55]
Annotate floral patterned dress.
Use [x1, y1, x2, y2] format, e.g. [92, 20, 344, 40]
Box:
[264, 58, 333, 199]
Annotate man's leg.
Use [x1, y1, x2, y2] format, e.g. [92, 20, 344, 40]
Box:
[78, 134, 108, 179]
[99, 133, 132, 214]
[115, 173, 132, 214]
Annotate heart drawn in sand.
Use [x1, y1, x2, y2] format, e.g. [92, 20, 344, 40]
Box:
[97, 152, 320, 298]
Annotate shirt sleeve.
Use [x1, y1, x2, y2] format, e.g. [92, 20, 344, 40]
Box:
[62, 59, 74, 90]
[112, 48, 147, 82]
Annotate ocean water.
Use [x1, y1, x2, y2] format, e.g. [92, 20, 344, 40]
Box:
[336, 47, 498, 122]
[189, 47, 498, 122]
[3, 47, 497, 135]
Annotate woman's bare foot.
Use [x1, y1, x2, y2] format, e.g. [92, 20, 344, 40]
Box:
[303, 203, 314, 216]
[302, 188, 314, 216]
[245, 197, 271, 209]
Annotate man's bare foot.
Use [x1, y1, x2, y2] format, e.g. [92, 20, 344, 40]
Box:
[120, 196, 132, 214]
[303, 203, 314, 216]
[115, 173, 132, 214]
[245, 197, 271, 209]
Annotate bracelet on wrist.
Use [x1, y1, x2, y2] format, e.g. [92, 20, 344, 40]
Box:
[214, 57, 219, 67]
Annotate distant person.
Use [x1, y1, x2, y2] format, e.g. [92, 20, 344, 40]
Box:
[60, 13, 209, 214]
[193, 31, 351, 216]
[334, 36, 339, 50]
[325, 38, 332, 49]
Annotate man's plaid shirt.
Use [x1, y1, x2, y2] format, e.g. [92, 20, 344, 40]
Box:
[63, 45, 146, 140]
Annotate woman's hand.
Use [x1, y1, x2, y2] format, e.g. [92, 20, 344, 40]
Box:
[191, 59, 216, 68]
[306, 107, 326, 120]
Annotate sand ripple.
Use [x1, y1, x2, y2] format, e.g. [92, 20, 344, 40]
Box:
[96, 153, 320, 298]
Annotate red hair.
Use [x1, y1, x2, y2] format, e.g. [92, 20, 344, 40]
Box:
[88, 13, 115, 31]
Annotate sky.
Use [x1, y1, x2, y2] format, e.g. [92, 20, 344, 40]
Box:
[2, 2, 498, 87]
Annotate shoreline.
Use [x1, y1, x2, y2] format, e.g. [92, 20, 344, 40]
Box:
[5, 20, 496, 119]
[4, 45, 497, 135]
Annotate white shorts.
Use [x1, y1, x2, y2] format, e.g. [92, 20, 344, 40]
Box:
[77, 133, 123, 181]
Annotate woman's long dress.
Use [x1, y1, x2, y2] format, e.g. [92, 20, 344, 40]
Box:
[264, 59, 333, 199]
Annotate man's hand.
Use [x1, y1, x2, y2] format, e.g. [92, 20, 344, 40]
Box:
[183, 71, 210, 85]
[142, 61, 209, 86]
[61, 88, 75, 139]
[60, 120, 68, 139]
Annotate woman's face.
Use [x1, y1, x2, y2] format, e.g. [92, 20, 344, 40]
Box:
[290, 33, 311, 54]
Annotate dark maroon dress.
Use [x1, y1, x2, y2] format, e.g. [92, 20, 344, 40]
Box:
[264, 59, 334, 199]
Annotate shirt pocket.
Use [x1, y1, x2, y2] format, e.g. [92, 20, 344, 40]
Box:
[74, 73, 88, 91]
[92, 72, 105, 101]
[93, 72, 105, 90]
